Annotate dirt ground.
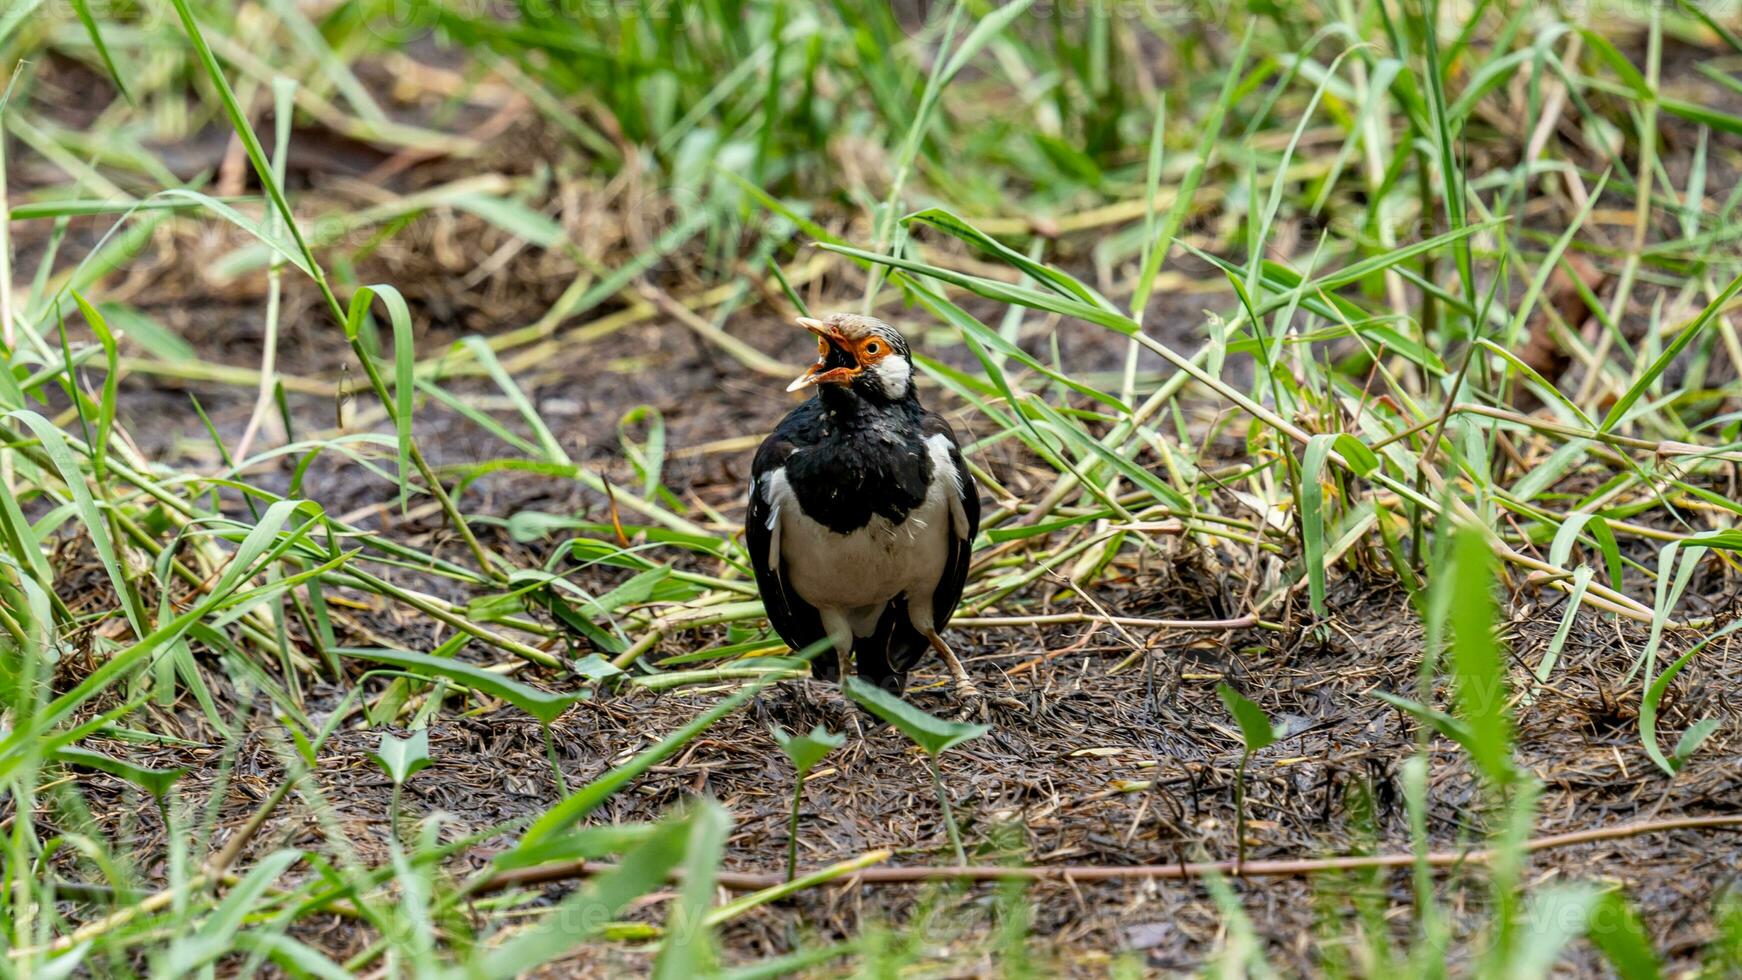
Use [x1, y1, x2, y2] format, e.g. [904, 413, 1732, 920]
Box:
[13, 49, 1742, 977]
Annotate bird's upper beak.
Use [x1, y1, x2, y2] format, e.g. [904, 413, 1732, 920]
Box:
[786, 316, 860, 392]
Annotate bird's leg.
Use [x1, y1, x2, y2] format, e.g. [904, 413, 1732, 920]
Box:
[927, 630, 984, 719]
[819, 612, 854, 689]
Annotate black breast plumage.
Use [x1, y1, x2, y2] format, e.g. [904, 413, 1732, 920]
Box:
[776, 399, 932, 533]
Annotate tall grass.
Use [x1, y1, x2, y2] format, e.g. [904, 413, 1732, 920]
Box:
[2, 0, 1741, 974]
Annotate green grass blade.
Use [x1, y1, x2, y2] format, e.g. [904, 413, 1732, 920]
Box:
[519, 676, 772, 846]
[1448, 526, 1514, 786]
[336, 648, 580, 726]
[343, 285, 417, 507]
[1299, 433, 1338, 618]
[1601, 272, 1742, 432]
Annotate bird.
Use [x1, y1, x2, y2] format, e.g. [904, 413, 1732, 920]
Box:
[745, 312, 983, 711]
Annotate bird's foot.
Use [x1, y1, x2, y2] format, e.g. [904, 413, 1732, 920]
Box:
[950, 676, 991, 722]
[926, 630, 992, 722]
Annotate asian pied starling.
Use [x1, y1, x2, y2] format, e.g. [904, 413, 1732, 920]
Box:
[746, 313, 983, 709]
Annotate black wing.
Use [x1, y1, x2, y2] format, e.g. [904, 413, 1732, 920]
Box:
[745, 428, 832, 676]
[923, 412, 980, 630]
[881, 414, 979, 685]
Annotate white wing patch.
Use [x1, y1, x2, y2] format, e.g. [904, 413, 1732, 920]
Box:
[761, 467, 791, 576]
[926, 433, 969, 541]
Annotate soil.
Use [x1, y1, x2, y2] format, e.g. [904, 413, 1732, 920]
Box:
[9, 40, 1742, 979]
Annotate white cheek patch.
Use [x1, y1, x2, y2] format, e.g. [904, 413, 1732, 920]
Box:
[873, 356, 910, 399]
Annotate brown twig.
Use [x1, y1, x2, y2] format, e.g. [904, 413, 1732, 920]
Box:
[474, 814, 1742, 895]
[951, 613, 1261, 630]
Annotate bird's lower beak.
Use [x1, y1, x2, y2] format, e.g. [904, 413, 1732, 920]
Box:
[787, 317, 858, 392]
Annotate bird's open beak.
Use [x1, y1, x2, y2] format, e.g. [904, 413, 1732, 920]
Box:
[787, 316, 860, 392]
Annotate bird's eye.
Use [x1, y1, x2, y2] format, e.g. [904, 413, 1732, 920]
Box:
[865, 341, 881, 356]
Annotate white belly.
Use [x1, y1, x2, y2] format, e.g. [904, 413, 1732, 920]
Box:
[782, 490, 949, 615]
[760, 441, 959, 639]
